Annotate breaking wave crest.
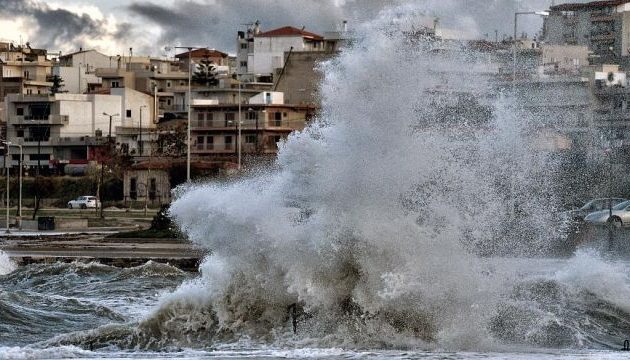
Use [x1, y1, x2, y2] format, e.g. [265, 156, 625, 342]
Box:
[145, 5, 630, 352]
[0, 251, 16, 276]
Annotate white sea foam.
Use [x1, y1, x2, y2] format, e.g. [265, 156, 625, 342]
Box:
[158, 4, 630, 352]
[0, 250, 16, 275]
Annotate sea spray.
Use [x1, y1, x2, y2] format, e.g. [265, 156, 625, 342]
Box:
[165, 6, 525, 349]
[0, 251, 16, 276]
[161, 5, 625, 351]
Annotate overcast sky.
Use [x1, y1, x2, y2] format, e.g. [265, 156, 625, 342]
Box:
[0, 0, 587, 57]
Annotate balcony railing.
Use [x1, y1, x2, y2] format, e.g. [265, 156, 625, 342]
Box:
[11, 114, 69, 125]
[190, 118, 302, 129]
[193, 143, 235, 152]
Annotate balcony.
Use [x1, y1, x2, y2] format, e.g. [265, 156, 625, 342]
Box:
[11, 114, 69, 125]
[591, 14, 615, 22]
[190, 118, 303, 130]
[193, 143, 235, 153]
[593, 85, 630, 96]
[591, 33, 615, 42]
[95, 68, 127, 78]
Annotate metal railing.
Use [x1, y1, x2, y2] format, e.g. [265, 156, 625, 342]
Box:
[189, 119, 301, 129]
[193, 143, 235, 152]
[12, 115, 68, 125]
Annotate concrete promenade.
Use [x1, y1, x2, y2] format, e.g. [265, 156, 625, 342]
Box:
[0, 231, 205, 271]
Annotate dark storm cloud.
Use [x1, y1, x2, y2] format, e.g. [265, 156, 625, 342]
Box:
[129, 0, 596, 55]
[0, 0, 132, 50]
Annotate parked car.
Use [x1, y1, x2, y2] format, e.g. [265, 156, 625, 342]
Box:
[564, 198, 627, 222]
[584, 200, 630, 227]
[67, 196, 100, 209]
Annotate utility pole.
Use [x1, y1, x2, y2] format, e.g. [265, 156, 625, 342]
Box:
[4, 144, 9, 234]
[173, 45, 208, 182]
[100, 112, 119, 218]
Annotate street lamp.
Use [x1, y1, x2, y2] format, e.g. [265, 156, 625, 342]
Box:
[512, 11, 549, 86]
[238, 74, 242, 170]
[1, 141, 22, 231]
[3, 144, 9, 234]
[100, 112, 119, 218]
[139, 105, 147, 156]
[172, 46, 207, 182]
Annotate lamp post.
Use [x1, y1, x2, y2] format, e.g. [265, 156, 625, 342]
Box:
[172, 46, 207, 182]
[1, 141, 22, 231]
[139, 105, 147, 156]
[100, 112, 119, 218]
[3, 144, 9, 234]
[509, 10, 548, 220]
[238, 74, 242, 170]
[512, 11, 549, 87]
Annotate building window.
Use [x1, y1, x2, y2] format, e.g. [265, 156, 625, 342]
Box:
[245, 135, 256, 144]
[130, 178, 137, 200]
[196, 136, 204, 150]
[273, 112, 282, 126]
[245, 111, 258, 120]
[29, 154, 50, 161]
[126, 109, 132, 118]
[16, 129, 24, 138]
[16, 108, 23, 116]
[240, 61, 247, 67]
[240, 43, 248, 49]
[271, 135, 282, 149]
[111, 81, 120, 88]
[166, 81, 171, 88]
[149, 178, 156, 200]
[225, 112, 235, 126]
[207, 135, 214, 150]
[225, 135, 233, 149]
[197, 112, 205, 122]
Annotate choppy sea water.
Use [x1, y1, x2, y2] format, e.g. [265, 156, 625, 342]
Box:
[2, 254, 630, 359]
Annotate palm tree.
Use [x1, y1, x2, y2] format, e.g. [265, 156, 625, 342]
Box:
[192, 56, 219, 87]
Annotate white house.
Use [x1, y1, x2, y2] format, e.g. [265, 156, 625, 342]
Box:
[248, 26, 325, 76]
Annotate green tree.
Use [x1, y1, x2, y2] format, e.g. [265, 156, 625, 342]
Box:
[192, 57, 219, 87]
[49, 74, 65, 95]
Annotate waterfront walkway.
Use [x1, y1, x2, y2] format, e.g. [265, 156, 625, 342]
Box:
[0, 232, 204, 271]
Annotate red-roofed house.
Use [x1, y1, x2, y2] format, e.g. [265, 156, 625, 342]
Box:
[175, 48, 229, 72]
[237, 25, 325, 77]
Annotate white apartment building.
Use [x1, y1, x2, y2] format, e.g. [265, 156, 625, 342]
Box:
[3, 87, 154, 174]
[53, 49, 118, 93]
[237, 25, 325, 78]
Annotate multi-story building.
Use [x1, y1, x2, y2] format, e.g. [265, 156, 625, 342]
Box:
[237, 24, 326, 81]
[53, 49, 117, 93]
[543, 0, 630, 65]
[190, 91, 315, 168]
[3, 87, 154, 175]
[0, 42, 52, 98]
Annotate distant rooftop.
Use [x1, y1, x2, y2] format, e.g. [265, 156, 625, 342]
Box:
[175, 48, 228, 59]
[551, 0, 630, 11]
[256, 26, 323, 40]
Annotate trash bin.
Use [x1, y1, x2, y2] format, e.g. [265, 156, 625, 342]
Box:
[37, 216, 55, 231]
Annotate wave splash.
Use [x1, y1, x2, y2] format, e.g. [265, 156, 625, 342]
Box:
[81, 5, 630, 353]
[0, 251, 16, 276]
